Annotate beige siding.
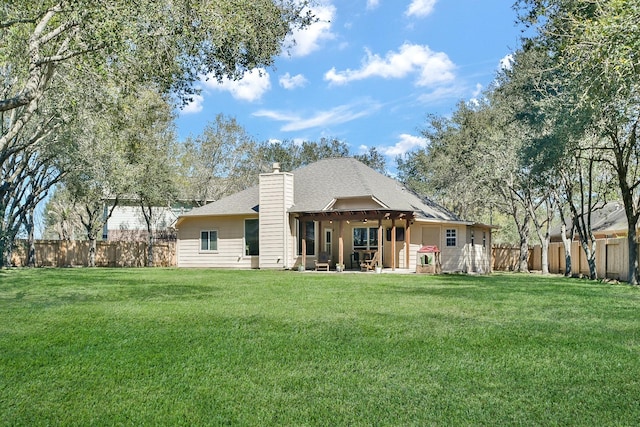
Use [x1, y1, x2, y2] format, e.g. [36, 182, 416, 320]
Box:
[413, 223, 491, 273]
[107, 206, 177, 239]
[439, 225, 463, 271]
[259, 171, 295, 269]
[177, 216, 257, 268]
[331, 197, 384, 210]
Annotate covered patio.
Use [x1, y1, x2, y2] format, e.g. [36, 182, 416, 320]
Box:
[296, 208, 415, 271]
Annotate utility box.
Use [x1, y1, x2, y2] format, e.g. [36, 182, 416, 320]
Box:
[416, 245, 441, 274]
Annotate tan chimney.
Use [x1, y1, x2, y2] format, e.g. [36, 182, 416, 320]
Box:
[259, 164, 294, 269]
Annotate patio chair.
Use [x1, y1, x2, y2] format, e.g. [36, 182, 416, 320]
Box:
[360, 251, 379, 271]
[350, 252, 360, 269]
[315, 251, 331, 271]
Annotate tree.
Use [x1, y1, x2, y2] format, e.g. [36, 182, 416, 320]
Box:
[255, 138, 353, 172]
[121, 88, 179, 267]
[397, 102, 499, 221]
[0, 147, 64, 266]
[60, 80, 132, 267]
[179, 114, 258, 205]
[354, 147, 387, 175]
[42, 187, 84, 240]
[1, 1, 313, 255]
[0, 1, 312, 149]
[518, 0, 640, 283]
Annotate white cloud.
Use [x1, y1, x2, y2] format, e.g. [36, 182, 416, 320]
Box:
[204, 68, 271, 102]
[472, 83, 483, 98]
[279, 72, 308, 90]
[380, 134, 428, 157]
[469, 83, 484, 106]
[324, 43, 455, 87]
[285, 4, 336, 57]
[499, 54, 514, 71]
[417, 85, 466, 104]
[253, 100, 381, 132]
[406, 0, 437, 18]
[181, 93, 204, 114]
[367, 0, 380, 10]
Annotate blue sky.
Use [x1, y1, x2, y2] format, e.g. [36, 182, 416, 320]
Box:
[175, 0, 522, 170]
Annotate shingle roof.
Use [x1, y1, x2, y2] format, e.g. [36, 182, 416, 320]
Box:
[178, 158, 462, 222]
[551, 201, 628, 238]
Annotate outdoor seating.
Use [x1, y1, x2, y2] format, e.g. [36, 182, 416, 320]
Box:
[315, 251, 331, 271]
[360, 251, 379, 271]
[350, 252, 360, 269]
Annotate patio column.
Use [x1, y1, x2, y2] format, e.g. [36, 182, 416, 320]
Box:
[339, 220, 344, 267]
[391, 219, 396, 270]
[405, 218, 411, 269]
[378, 219, 383, 268]
[301, 220, 306, 269]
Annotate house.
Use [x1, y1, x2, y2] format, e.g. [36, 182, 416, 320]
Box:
[175, 158, 493, 272]
[550, 201, 628, 242]
[103, 198, 202, 242]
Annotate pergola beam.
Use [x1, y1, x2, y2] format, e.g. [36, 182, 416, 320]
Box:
[297, 210, 414, 223]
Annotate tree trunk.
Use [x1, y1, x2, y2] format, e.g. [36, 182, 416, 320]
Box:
[1, 238, 12, 267]
[560, 224, 572, 277]
[628, 225, 638, 285]
[26, 207, 36, 267]
[0, 229, 6, 268]
[518, 216, 530, 273]
[519, 234, 529, 273]
[5, 241, 13, 267]
[147, 232, 154, 267]
[88, 236, 97, 267]
[587, 255, 597, 280]
[540, 238, 549, 275]
[579, 239, 597, 280]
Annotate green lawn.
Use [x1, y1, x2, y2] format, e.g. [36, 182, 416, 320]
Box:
[1, 269, 639, 426]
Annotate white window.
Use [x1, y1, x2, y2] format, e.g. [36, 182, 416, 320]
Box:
[200, 230, 218, 251]
[446, 229, 457, 247]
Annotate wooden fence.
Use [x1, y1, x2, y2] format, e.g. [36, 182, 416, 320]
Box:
[491, 244, 532, 272]
[528, 237, 633, 281]
[10, 240, 176, 268]
[8, 239, 632, 277]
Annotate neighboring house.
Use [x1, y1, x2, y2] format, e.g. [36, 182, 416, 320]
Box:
[550, 201, 628, 242]
[103, 199, 202, 242]
[175, 158, 493, 272]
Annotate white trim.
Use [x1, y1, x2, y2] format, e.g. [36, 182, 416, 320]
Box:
[445, 228, 457, 247]
[199, 229, 218, 253]
[322, 195, 389, 211]
[324, 228, 333, 255]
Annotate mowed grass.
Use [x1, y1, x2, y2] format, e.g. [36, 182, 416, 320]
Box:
[1, 269, 639, 426]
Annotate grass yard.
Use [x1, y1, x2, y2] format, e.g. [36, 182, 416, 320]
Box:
[1, 269, 639, 426]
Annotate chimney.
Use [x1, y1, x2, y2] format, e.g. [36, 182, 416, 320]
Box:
[259, 164, 294, 269]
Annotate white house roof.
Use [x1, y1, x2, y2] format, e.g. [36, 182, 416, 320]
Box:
[178, 158, 463, 222]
